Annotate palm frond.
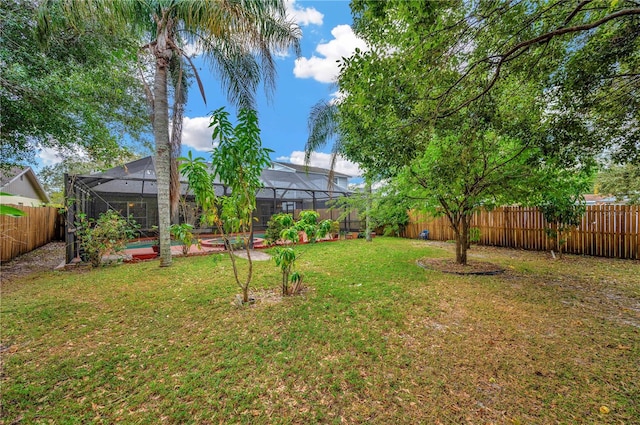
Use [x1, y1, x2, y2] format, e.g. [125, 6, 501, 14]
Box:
[202, 38, 261, 110]
[305, 100, 340, 164]
[176, 0, 300, 107]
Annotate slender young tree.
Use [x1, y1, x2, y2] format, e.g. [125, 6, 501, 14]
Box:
[38, 0, 301, 266]
[180, 108, 271, 304]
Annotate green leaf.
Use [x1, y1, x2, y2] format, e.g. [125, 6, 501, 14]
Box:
[0, 204, 27, 217]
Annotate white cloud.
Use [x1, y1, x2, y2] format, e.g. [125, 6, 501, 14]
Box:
[294, 25, 367, 83]
[38, 147, 64, 166]
[181, 116, 216, 151]
[37, 145, 88, 166]
[182, 41, 200, 57]
[285, 0, 323, 26]
[280, 150, 361, 177]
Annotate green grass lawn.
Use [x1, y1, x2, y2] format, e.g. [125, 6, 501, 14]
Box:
[2, 238, 639, 424]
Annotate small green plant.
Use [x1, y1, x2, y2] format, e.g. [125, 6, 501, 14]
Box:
[265, 213, 294, 245]
[272, 212, 336, 296]
[318, 219, 339, 239]
[296, 210, 320, 241]
[75, 210, 138, 267]
[169, 223, 197, 256]
[274, 246, 300, 296]
[293, 210, 334, 242]
[540, 194, 586, 258]
[469, 227, 481, 244]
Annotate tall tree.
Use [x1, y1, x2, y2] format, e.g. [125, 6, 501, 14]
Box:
[1, 0, 149, 168]
[336, 0, 607, 264]
[40, 152, 141, 205]
[399, 119, 542, 264]
[347, 0, 640, 165]
[168, 55, 190, 223]
[305, 100, 342, 185]
[39, 0, 301, 266]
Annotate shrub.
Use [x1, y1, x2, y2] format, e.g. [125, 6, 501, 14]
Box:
[76, 210, 138, 267]
[169, 223, 197, 256]
[295, 210, 320, 242]
[469, 227, 481, 244]
[265, 213, 294, 245]
[318, 219, 339, 239]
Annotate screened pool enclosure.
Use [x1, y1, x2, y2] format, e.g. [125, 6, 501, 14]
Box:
[64, 156, 359, 262]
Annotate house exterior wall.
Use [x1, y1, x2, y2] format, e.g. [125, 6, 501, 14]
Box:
[1, 178, 44, 204]
[0, 195, 45, 207]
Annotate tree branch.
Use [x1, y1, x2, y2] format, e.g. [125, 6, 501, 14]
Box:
[563, 1, 592, 26]
[439, 7, 640, 118]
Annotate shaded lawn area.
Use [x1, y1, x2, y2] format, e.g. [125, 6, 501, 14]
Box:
[1, 238, 639, 424]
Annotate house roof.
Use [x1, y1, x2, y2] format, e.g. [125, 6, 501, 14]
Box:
[0, 166, 50, 203]
[583, 194, 624, 204]
[270, 161, 352, 178]
[74, 156, 351, 196]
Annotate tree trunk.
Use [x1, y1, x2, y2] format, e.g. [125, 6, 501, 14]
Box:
[244, 236, 253, 303]
[282, 270, 289, 296]
[365, 179, 372, 242]
[556, 224, 564, 258]
[455, 216, 470, 265]
[242, 286, 249, 304]
[170, 78, 186, 224]
[153, 11, 173, 267]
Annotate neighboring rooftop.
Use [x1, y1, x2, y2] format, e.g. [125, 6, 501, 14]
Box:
[0, 166, 50, 204]
[583, 194, 624, 205]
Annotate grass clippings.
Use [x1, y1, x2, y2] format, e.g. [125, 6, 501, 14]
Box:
[1, 238, 638, 424]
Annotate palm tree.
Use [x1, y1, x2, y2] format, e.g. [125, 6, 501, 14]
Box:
[305, 100, 342, 188]
[305, 100, 373, 242]
[39, 0, 301, 266]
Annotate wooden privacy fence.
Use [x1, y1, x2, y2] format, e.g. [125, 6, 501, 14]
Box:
[1, 205, 63, 263]
[404, 205, 640, 260]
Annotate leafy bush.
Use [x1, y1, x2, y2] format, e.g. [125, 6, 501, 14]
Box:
[265, 213, 294, 245]
[295, 210, 320, 241]
[170, 223, 197, 256]
[271, 211, 336, 296]
[76, 210, 138, 267]
[318, 219, 339, 239]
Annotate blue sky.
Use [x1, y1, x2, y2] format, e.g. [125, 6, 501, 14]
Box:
[36, 1, 363, 177]
[179, 0, 363, 176]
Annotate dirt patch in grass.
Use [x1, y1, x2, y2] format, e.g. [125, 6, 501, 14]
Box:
[417, 257, 505, 275]
[0, 241, 65, 283]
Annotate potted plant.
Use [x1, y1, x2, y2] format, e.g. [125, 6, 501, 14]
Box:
[150, 225, 160, 254]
